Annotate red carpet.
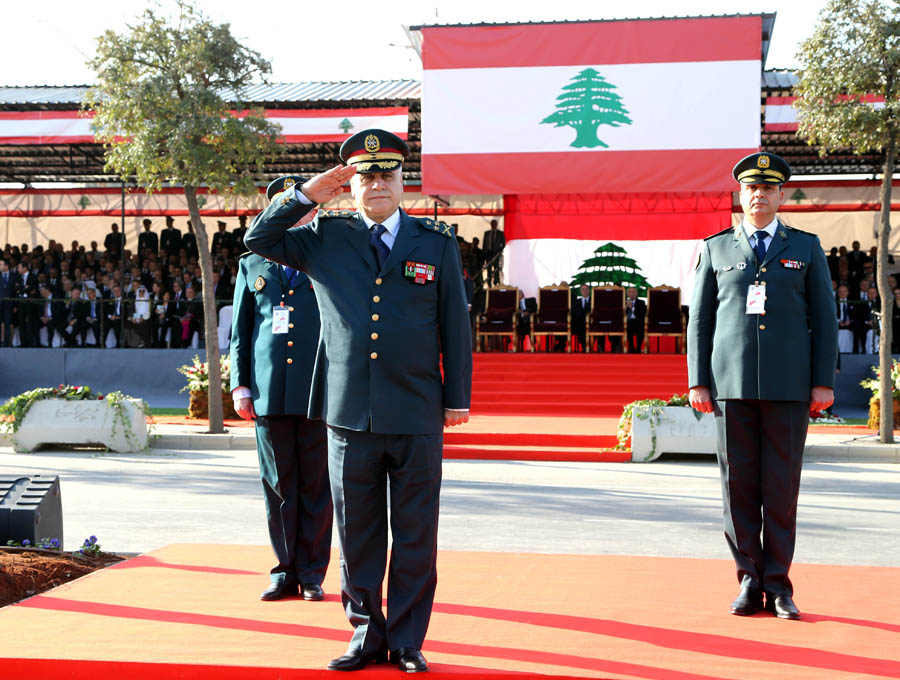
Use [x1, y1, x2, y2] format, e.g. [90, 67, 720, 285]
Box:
[2, 544, 898, 679]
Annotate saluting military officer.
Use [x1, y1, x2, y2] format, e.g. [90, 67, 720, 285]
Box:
[230, 194, 332, 603]
[244, 129, 472, 673]
[688, 152, 837, 621]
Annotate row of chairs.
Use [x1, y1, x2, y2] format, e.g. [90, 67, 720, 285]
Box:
[475, 284, 685, 352]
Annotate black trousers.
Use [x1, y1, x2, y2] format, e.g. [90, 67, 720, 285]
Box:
[714, 399, 808, 597]
[254, 415, 332, 587]
[627, 319, 644, 353]
[327, 425, 443, 653]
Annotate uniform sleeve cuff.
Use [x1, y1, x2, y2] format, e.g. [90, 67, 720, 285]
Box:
[294, 186, 313, 205]
[232, 386, 252, 400]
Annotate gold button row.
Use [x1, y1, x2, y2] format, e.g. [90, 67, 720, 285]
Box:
[287, 358, 293, 364]
[370, 352, 378, 359]
[373, 295, 380, 303]
[375, 277, 383, 285]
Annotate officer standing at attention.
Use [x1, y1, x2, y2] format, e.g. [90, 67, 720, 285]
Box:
[244, 128, 472, 673]
[230, 191, 333, 603]
[688, 152, 837, 621]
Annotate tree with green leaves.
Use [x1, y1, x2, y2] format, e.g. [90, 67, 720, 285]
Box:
[570, 243, 651, 292]
[794, 0, 900, 443]
[84, 0, 282, 433]
[541, 68, 632, 148]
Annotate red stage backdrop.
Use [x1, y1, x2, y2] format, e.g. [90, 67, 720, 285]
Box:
[420, 17, 761, 195]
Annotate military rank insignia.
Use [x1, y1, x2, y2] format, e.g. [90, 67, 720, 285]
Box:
[254, 275, 266, 291]
[780, 259, 806, 270]
[405, 260, 436, 284]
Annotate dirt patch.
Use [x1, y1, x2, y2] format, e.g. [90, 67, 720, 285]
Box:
[0, 547, 125, 607]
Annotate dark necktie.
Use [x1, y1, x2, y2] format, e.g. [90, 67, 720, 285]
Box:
[753, 231, 769, 263]
[283, 266, 299, 287]
[369, 224, 390, 270]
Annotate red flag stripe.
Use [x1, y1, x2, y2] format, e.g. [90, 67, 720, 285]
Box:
[421, 16, 761, 70]
[0, 107, 407, 121]
[423, 149, 756, 195]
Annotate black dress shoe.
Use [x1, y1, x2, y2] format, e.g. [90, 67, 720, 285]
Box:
[390, 648, 429, 673]
[766, 593, 801, 620]
[327, 647, 388, 671]
[729, 586, 763, 616]
[301, 583, 325, 601]
[259, 582, 298, 601]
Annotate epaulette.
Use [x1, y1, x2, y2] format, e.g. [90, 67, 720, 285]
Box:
[238, 251, 253, 259]
[417, 217, 455, 238]
[783, 224, 815, 236]
[704, 226, 735, 241]
[318, 209, 357, 219]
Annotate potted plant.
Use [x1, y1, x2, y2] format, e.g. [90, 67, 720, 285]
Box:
[177, 355, 238, 420]
[618, 394, 715, 462]
[859, 358, 900, 430]
[0, 385, 151, 453]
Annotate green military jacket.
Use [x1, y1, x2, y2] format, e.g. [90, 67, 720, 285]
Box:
[244, 191, 472, 435]
[230, 253, 320, 416]
[687, 220, 837, 401]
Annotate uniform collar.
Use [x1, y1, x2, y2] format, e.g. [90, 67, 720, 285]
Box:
[741, 217, 778, 242]
[358, 209, 401, 238]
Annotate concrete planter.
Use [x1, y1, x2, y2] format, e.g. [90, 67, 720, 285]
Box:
[630, 405, 716, 463]
[13, 398, 149, 453]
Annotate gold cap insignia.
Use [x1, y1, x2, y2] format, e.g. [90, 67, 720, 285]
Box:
[757, 155, 770, 169]
[254, 276, 266, 291]
[283, 178, 296, 190]
[364, 134, 380, 153]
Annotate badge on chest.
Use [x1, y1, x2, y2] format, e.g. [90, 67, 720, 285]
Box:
[404, 261, 436, 284]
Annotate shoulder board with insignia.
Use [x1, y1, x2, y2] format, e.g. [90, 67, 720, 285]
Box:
[319, 209, 357, 219]
[415, 217, 454, 238]
[703, 226, 735, 241]
[783, 224, 815, 236]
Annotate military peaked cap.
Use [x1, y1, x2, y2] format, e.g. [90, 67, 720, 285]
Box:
[339, 129, 409, 174]
[733, 152, 792, 185]
[266, 175, 305, 201]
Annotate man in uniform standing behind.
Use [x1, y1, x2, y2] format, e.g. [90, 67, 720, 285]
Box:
[231, 192, 332, 603]
[688, 152, 837, 621]
[245, 128, 472, 673]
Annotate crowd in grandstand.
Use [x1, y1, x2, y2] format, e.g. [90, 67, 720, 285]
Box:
[2, 221, 897, 354]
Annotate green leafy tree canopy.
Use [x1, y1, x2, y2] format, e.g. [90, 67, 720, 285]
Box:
[794, 0, 900, 442]
[83, 0, 283, 433]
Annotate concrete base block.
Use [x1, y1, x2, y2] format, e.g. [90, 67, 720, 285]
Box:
[631, 406, 716, 462]
[13, 399, 148, 453]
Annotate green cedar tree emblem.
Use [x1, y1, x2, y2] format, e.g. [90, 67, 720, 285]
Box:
[541, 68, 632, 148]
[790, 188, 807, 203]
[570, 243, 651, 294]
[78, 195, 91, 209]
[339, 118, 354, 133]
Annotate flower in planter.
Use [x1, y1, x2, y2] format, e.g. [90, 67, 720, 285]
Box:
[177, 355, 231, 393]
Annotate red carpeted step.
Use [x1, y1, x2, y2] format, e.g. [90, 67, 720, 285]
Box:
[443, 431, 617, 447]
[442, 445, 629, 462]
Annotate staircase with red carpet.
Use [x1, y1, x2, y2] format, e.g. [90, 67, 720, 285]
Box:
[468, 353, 689, 417]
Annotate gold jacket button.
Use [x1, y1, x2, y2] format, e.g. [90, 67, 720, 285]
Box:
[375, 277, 383, 285]
[761, 311, 767, 316]
[288, 322, 294, 329]
[289, 306, 294, 312]
[761, 267, 767, 273]
[288, 289, 294, 295]
[287, 341, 294, 347]
[372, 313, 379, 321]
[373, 295, 381, 303]
[370, 352, 378, 359]
[286, 358, 293, 364]
[371, 332, 379, 340]
[760, 324, 766, 330]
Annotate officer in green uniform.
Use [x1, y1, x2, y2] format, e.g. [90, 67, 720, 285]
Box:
[688, 152, 837, 621]
[230, 191, 332, 602]
[244, 129, 472, 673]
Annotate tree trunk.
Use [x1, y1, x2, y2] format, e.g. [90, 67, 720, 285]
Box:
[877, 142, 895, 444]
[184, 184, 224, 434]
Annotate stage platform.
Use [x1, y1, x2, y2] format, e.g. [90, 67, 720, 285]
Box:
[2, 544, 898, 679]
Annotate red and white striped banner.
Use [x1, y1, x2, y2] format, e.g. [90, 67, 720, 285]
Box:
[0, 107, 408, 145]
[765, 95, 886, 132]
[420, 17, 762, 195]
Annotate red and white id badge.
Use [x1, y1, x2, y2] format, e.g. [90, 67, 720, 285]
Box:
[746, 285, 766, 315]
[272, 306, 290, 334]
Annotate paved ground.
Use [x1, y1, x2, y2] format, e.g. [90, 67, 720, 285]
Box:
[1, 442, 897, 568]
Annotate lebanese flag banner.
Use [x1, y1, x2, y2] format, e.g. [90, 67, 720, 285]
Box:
[421, 17, 761, 195]
[0, 108, 408, 145]
[503, 192, 732, 300]
[765, 95, 886, 132]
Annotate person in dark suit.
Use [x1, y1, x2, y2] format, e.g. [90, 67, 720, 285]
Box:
[37, 285, 62, 346]
[211, 220, 235, 256]
[626, 286, 647, 353]
[688, 152, 837, 621]
[104, 223, 126, 260]
[181, 222, 199, 259]
[0, 259, 13, 346]
[245, 129, 472, 674]
[82, 287, 104, 347]
[232, 214, 248, 246]
[571, 284, 591, 351]
[230, 244, 333, 603]
[482, 219, 505, 286]
[15, 262, 39, 347]
[105, 285, 126, 348]
[138, 219, 159, 260]
[165, 280, 187, 348]
[160, 216, 182, 256]
[181, 285, 203, 347]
